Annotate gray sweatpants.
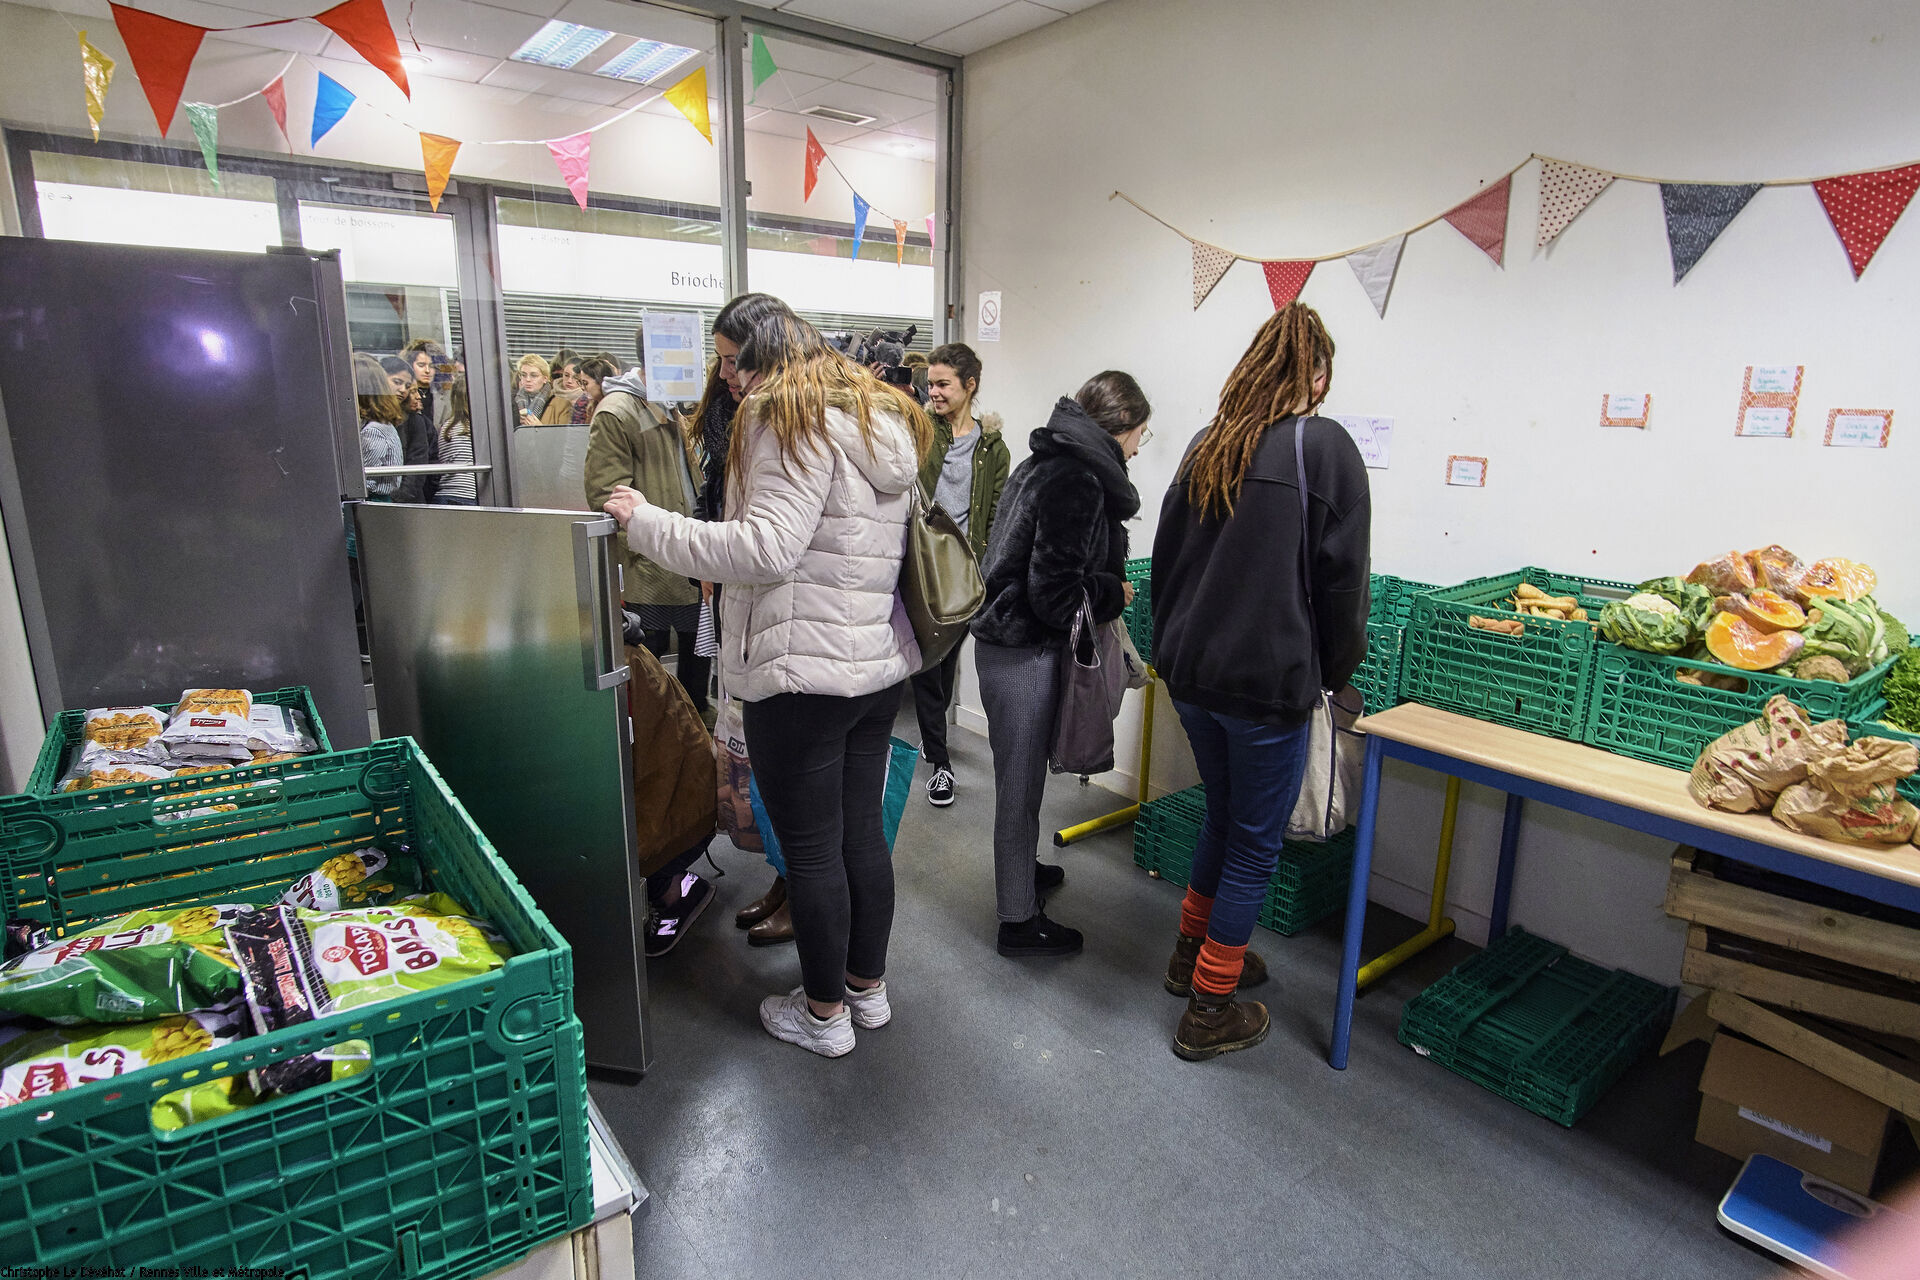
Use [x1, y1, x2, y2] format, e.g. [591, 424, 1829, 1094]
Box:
[975, 640, 1060, 923]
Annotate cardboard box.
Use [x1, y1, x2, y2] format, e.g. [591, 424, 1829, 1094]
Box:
[1696, 1032, 1890, 1195]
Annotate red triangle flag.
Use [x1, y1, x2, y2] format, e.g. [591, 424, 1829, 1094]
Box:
[109, 3, 208, 136]
[1262, 260, 1315, 310]
[1812, 163, 1920, 279]
[804, 128, 827, 202]
[1443, 174, 1511, 267]
[261, 76, 290, 147]
[314, 0, 410, 99]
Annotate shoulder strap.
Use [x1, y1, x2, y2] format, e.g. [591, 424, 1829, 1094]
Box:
[1294, 416, 1322, 692]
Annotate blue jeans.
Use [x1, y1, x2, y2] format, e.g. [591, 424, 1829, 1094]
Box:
[1173, 701, 1314, 948]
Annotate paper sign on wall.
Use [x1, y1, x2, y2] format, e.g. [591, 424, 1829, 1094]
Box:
[639, 309, 704, 403]
[1445, 456, 1487, 487]
[1735, 364, 1803, 438]
[977, 291, 1001, 343]
[1600, 393, 1650, 428]
[1824, 409, 1893, 449]
[1328, 414, 1393, 469]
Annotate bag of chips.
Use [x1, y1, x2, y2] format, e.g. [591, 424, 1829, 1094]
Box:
[77, 706, 170, 765]
[0, 1001, 250, 1128]
[278, 849, 426, 912]
[247, 704, 319, 757]
[160, 689, 256, 764]
[0, 904, 251, 1024]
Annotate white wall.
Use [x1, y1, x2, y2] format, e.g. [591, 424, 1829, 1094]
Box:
[957, 0, 1920, 981]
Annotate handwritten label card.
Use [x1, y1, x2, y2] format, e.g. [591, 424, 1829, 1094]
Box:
[1328, 414, 1393, 469]
[1824, 409, 1893, 449]
[1600, 393, 1650, 428]
[1736, 364, 1803, 437]
[1445, 455, 1487, 487]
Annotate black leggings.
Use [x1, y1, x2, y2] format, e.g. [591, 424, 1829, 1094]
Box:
[642, 628, 710, 716]
[742, 683, 904, 1004]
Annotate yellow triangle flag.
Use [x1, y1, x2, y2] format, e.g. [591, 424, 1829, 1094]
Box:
[79, 32, 116, 141]
[420, 133, 460, 212]
[663, 66, 712, 144]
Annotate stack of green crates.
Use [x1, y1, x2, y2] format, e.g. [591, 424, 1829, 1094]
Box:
[1131, 785, 1357, 936]
[1122, 556, 1153, 666]
[1354, 573, 1435, 715]
[1397, 927, 1676, 1126]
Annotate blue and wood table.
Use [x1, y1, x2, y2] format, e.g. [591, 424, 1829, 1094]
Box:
[1330, 703, 1920, 1069]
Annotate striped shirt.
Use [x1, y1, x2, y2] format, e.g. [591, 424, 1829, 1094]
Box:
[436, 428, 478, 502]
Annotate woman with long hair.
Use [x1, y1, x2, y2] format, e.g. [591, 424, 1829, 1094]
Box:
[603, 307, 931, 1058]
[971, 371, 1151, 959]
[353, 352, 406, 498]
[435, 379, 479, 505]
[1151, 301, 1371, 1061]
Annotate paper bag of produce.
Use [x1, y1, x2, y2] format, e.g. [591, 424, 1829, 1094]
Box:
[1688, 695, 1849, 813]
[1772, 736, 1920, 844]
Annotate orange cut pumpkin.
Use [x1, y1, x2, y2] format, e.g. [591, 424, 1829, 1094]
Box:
[1704, 611, 1807, 671]
[1798, 557, 1878, 603]
[1746, 545, 1808, 595]
[1723, 590, 1807, 634]
[1688, 552, 1757, 595]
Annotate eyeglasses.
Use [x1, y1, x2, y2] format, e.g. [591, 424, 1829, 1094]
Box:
[1137, 422, 1154, 446]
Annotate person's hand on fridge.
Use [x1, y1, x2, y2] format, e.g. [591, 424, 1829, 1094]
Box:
[604, 484, 647, 526]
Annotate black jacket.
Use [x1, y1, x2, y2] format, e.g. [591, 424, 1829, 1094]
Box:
[394, 407, 436, 503]
[1152, 414, 1371, 726]
[971, 398, 1140, 648]
[694, 390, 736, 522]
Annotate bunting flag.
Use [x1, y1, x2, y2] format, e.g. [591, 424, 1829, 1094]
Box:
[1536, 160, 1613, 250]
[1191, 242, 1235, 309]
[851, 193, 870, 261]
[547, 131, 592, 209]
[420, 132, 460, 212]
[1261, 260, 1314, 310]
[1344, 235, 1405, 317]
[78, 32, 115, 141]
[893, 219, 908, 266]
[926, 214, 936, 247]
[261, 75, 289, 147]
[109, 3, 207, 135]
[803, 128, 826, 201]
[313, 0, 409, 99]
[664, 66, 712, 143]
[185, 101, 219, 187]
[750, 33, 778, 102]
[1811, 163, 1920, 279]
[1443, 175, 1511, 266]
[310, 72, 355, 146]
[1660, 182, 1761, 283]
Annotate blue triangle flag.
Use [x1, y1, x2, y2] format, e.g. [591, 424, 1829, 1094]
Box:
[851, 193, 870, 262]
[311, 73, 356, 148]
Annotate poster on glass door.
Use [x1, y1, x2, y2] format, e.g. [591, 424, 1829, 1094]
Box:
[641, 310, 705, 403]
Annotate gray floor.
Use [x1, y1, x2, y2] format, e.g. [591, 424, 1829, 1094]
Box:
[589, 721, 1792, 1280]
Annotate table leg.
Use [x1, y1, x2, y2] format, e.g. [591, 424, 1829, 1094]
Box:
[1330, 732, 1385, 1070]
[1488, 791, 1523, 939]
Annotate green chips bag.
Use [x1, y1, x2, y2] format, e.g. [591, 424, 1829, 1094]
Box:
[279, 848, 426, 912]
[0, 904, 252, 1024]
[0, 1000, 249, 1129]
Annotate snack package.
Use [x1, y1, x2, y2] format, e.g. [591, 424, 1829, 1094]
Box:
[278, 849, 426, 912]
[227, 895, 511, 1097]
[0, 1001, 250, 1127]
[57, 761, 173, 793]
[0, 903, 252, 1024]
[246, 704, 319, 757]
[1688, 695, 1850, 814]
[1773, 736, 1920, 845]
[77, 707, 169, 765]
[160, 689, 256, 764]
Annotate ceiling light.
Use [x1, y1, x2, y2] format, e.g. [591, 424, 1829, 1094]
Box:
[510, 21, 616, 70]
[401, 54, 432, 69]
[594, 39, 698, 84]
[889, 140, 917, 155]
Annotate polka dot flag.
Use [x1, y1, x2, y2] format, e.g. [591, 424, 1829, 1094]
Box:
[1443, 174, 1511, 267]
[1262, 260, 1315, 310]
[1192, 241, 1236, 309]
[1812, 163, 1920, 279]
[1536, 161, 1614, 250]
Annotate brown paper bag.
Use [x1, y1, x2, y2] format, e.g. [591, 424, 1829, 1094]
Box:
[1773, 735, 1920, 845]
[1689, 695, 1849, 814]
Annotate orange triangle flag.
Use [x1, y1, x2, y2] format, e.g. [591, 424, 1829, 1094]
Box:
[663, 66, 712, 144]
[893, 219, 908, 266]
[109, 3, 208, 136]
[314, 0, 410, 98]
[420, 133, 460, 212]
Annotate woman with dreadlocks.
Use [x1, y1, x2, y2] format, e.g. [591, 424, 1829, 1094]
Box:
[1149, 301, 1372, 1062]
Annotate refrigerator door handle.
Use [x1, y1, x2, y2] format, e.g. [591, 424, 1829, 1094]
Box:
[573, 517, 632, 692]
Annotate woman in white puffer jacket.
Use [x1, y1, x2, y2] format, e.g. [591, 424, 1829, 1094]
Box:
[605, 306, 931, 1059]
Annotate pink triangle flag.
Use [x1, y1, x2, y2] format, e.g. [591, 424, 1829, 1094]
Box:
[1261, 260, 1315, 310]
[1443, 175, 1512, 267]
[547, 132, 592, 210]
[261, 76, 289, 148]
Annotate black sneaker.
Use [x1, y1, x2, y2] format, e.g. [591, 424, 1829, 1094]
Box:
[927, 765, 956, 808]
[997, 911, 1083, 957]
[645, 874, 715, 957]
[1034, 863, 1065, 891]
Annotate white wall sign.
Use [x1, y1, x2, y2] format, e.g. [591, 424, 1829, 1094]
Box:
[1329, 414, 1393, 468]
[1739, 406, 1793, 438]
[977, 291, 1002, 342]
[1600, 393, 1650, 428]
[1445, 455, 1487, 487]
[1824, 409, 1893, 449]
[640, 309, 705, 403]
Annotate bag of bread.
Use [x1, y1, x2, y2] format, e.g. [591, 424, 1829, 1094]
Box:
[77, 707, 170, 765]
[1773, 736, 1920, 844]
[1689, 695, 1849, 813]
[160, 688, 256, 763]
[246, 704, 318, 756]
[57, 761, 173, 793]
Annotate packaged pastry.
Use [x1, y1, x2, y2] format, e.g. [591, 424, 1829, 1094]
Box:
[57, 761, 173, 793]
[175, 688, 254, 719]
[78, 707, 169, 763]
[160, 689, 256, 763]
[246, 704, 318, 756]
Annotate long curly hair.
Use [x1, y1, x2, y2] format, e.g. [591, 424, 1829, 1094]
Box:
[1184, 303, 1335, 518]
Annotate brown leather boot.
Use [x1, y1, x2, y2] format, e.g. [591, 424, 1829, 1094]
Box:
[1173, 991, 1271, 1061]
[746, 899, 794, 947]
[735, 875, 787, 928]
[1163, 935, 1269, 996]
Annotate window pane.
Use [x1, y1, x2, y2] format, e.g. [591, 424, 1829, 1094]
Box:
[33, 152, 279, 253]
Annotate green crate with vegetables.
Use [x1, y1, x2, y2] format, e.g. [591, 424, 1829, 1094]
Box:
[1855, 649, 1920, 805]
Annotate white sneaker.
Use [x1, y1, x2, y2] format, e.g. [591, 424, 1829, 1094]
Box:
[844, 980, 891, 1029]
[759, 988, 856, 1057]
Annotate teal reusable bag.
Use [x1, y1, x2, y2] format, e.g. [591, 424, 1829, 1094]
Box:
[747, 737, 919, 862]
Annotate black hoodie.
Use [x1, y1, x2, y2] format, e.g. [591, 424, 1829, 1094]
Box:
[1152, 414, 1371, 727]
[971, 397, 1141, 648]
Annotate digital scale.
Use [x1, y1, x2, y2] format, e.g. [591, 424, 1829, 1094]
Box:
[1717, 1154, 1907, 1278]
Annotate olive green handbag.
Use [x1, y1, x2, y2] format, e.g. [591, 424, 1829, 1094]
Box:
[899, 483, 986, 672]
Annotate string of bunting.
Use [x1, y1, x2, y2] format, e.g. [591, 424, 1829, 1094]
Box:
[1120, 152, 1920, 318]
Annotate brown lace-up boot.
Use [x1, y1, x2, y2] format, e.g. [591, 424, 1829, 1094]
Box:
[1163, 935, 1269, 996]
[1173, 991, 1271, 1061]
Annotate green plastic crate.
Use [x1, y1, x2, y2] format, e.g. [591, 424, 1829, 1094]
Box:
[1853, 710, 1920, 806]
[26, 685, 334, 797]
[0, 738, 590, 1277]
[1400, 568, 1633, 740]
[1132, 786, 1355, 936]
[1369, 573, 1435, 628]
[1352, 622, 1404, 717]
[1122, 557, 1153, 667]
[1398, 927, 1676, 1126]
[1587, 646, 1894, 771]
